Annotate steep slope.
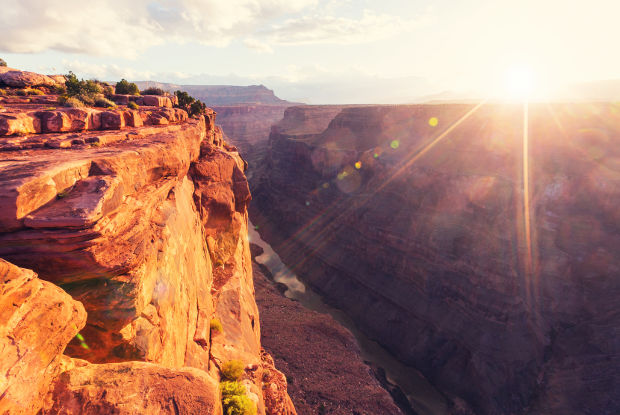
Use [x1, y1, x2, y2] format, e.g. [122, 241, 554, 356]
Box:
[251, 103, 620, 414]
[0, 72, 295, 414]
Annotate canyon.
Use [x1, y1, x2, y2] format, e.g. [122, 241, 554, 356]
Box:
[250, 103, 620, 414]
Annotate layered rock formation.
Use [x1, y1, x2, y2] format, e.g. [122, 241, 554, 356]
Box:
[251, 103, 620, 414]
[211, 105, 291, 179]
[0, 71, 295, 414]
[135, 82, 291, 106]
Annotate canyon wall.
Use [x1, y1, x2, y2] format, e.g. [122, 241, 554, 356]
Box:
[211, 105, 291, 181]
[251, 103, 620, 414]
[0, 76, 294, 414]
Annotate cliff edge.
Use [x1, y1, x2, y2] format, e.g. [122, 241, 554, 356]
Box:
[0, 70, 295, 414]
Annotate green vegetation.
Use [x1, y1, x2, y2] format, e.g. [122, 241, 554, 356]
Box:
[27, 88, 44, 95]
[141, 86, 166, 96]
[115, 79, 139, 95]
[58, 96, 85, 108]
[220, 381, 257, 415]
[210, 318, 223, 334]
[0, 58, 6, 67]
[127, 101, 139, 110]
[94, 96, 116, 108]
[221, 360, 245, 381]
[174, 90, 207, 117]
[60, 72, 107, 106]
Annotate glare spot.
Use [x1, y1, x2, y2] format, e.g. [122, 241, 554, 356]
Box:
[429, 117, 438, 127]
[390, 140, 400, 149]
[354, 161, 362, 169]
[305, 201, 310, 206]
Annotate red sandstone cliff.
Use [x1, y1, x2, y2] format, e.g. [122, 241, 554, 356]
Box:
[251, 104, 620, 414]
[0, 71, 295, 414]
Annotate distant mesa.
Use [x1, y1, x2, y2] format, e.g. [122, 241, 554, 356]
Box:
[134, 82, 297, 106]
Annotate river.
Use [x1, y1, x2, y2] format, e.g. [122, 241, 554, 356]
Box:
[248, 223, 450, 415]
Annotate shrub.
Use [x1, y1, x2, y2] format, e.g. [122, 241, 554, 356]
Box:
[221, 360, 245, 382]
[103, 85, 115, 97]
[127, 101, 139, 110]
[221, 381, 257, 415]
[210, 318, 223, 334]
[0, 88, 6, 95]
[0, 58, 6, 67]
[27, 88, 44, 96]
[174, 90, 207, 117]
[94, 96, 116, 108]
[58, 96, 85, 108]
[115, 79, 139, 95]
[141, 87, 166, 96]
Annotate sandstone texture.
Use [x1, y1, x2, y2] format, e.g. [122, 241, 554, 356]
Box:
[0, 69, 295, 414]
[252, 253, 404, 415]
[0, 260, 86, 415]
[251, 103, 620, 414]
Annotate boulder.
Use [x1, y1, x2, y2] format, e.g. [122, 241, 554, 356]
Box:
[0, 113, 40, 135]
[42, 361, 221, 415]
[0, 259, 86, 414]
[0, 70, 57, 88]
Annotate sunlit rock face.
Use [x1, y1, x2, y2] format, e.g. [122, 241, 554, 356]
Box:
[0, 77, 296, 414]
[251, 103, 620, 415]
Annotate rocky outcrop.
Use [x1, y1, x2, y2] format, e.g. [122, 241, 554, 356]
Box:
[0, 70, 59, 88]
[0, 74, 295, 414]
[41, 361, 222, 414]
[0, 259, 86, 415]
[251, 103, 620, 414]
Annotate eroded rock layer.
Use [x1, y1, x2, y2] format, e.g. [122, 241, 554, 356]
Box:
[0, 73, 295, 414]
[251, 103, 620, 414]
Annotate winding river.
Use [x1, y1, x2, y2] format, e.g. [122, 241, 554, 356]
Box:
[248, 222, 450, 415]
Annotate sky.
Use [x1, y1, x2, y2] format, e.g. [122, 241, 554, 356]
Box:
[1, 0, 619, 104]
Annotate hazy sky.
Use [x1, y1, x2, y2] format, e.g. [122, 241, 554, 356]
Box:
[1, 0, 619, 103]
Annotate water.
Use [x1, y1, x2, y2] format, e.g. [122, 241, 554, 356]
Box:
[248, 223, 450, 415]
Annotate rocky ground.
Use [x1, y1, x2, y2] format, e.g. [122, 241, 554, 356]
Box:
[251, 245, 404, 415]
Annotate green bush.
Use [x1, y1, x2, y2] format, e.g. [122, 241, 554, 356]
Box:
[0, 58, 6, 67]
[174, 90, 207, 117]
[210, 318, 223, 334]
[141, 87, 166, 96]
[94, 96, 116, 108]
[220, 381, 257, 415]
[115, 79, 139, 95]
[27, 88, 44, 96]
[127, 101, 139, 110]
[103, 85, 115, 97]
[221, 360, 245, 381]
[58, 96, 85, 108]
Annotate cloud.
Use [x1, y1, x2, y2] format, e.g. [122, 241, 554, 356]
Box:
[0, 0, 317, 57]
[243, 38, 274, 54]
[260, 9, 408, 45]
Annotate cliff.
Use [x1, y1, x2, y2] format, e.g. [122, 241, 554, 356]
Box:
[211, 105, 291, 181]
[251, 103, 620, 414]
[0, 71, 295, 414]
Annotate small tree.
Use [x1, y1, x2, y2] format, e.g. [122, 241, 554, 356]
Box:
[175, 90, 207, 117]
[0, 58, 6, 67]
[115, 79, 139, 95]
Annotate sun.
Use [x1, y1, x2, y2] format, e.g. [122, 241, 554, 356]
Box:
[503, 65, 535, 101]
